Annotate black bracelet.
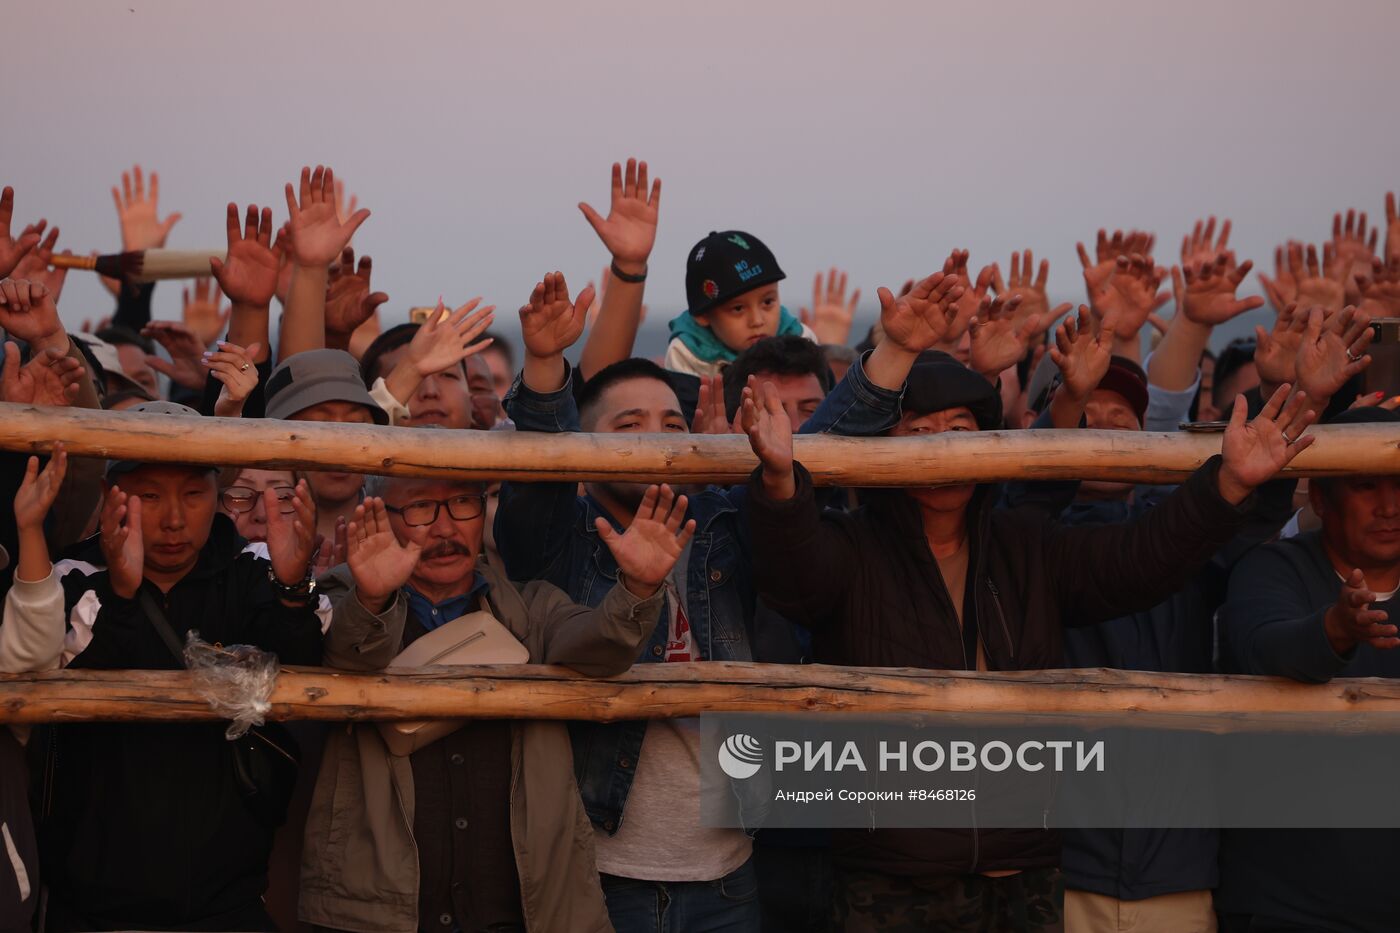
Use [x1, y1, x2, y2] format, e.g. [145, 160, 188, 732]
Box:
[610, 260, 648, 284]
[269, 564, 318, 605]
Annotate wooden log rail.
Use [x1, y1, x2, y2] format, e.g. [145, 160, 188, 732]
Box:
[1, 402, 1399, 486]
[4, 664, 1400, 732]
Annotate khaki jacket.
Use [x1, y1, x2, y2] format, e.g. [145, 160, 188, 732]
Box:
[299, 557, 664, 933]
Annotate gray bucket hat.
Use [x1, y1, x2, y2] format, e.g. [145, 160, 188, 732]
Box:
[106, 400, 215, 478]
[265, 349, 387, 424]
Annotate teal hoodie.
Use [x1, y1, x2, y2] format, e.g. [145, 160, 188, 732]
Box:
[666, 306, 806, 366]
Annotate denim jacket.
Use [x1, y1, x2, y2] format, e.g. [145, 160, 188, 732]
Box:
[495, 358, 896, 834]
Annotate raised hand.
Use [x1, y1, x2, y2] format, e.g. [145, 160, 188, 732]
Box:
[942, 250, 992, 347]
[180, 278, 230, 347]
[111, 165, 181, 251]
[1295, 306, 1373, 407]
[874, 270, 967, 354]
[206, 340, 264, 418]
[1077, 228, 1157, 299]
[14, 444, 67, 533]
[0, 279, 66, 355]
[1180, 217, 1234, 269]
[1, 343, 84, 406]
[800, 267, 860, 345]
[1386, 193, 1400, 265]
[741, 377, 796, 500]
[690, 373, 732, 434]
[1287, 243, 1346, 312]
[968, 293, 1034, 381]
[0, 187, 41, 278]
[1217, 385, 1317, 504]
[1173, 252, 1264, 325]
[1253, 303, 1308, 393]
[1330, 209, 1379, 297]
[347, 497, 422, 612]
[1048, 306, 1117, 403]
[1325, 568, 1398, 655]
[990, 249, 1067, 332]
[210, 203, 279, 308]
[1259, 242, 1301, 314]
[1086, 253, 1166, 341]
[595, 484, 697, 598]
[264, 479, 317, 587]
[324, 247, 389, 342]
[284, 165, 370, 268]
[141, 321, 209, 392]
[579, 158, 660, 274]
[1356, 257, 1400, 316]
[100, 485, 145, 598]
[407, 298, 496, 375]
[520, 271, 594, 359]
[11, 226, 70, 305]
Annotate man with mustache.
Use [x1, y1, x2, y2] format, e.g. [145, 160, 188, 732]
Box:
[1216, 407, 1400, 933]
[300, 469, 694, 933]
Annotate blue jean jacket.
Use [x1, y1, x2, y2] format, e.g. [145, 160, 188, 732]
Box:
[494, 358, 898, 834]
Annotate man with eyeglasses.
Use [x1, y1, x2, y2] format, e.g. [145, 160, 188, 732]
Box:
[301, 471, 693, 933]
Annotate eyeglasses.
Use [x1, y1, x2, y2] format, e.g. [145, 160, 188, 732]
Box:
[385, 494, 486, 527]
[221, 485, 297, 515]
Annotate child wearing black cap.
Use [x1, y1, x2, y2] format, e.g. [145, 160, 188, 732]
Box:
[664, 230, 818, 377]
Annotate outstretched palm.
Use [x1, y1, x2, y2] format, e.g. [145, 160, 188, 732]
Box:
[596, 485, 696, 593]
[265, 480, 318, 586]
[877, 271, 965, 353]
[579, 158, 660, 266]
[1178, 254, 1263, 325]
[285, 166, 370, 267]
[520, 272, 592, 358]
[211, 203, 279, 307]
[349, 498, 422, 604]
[1218, 386, 1317, 501]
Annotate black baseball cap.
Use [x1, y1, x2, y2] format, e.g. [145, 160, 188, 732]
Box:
[685, 230, 785, 317]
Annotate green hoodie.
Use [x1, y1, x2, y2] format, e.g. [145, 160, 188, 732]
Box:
[666, 306, 806, 366]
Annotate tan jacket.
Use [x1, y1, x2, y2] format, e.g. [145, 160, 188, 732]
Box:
[299, 557, 664, 933]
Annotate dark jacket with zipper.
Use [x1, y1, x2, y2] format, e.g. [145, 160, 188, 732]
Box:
[746, 458, 1250, 877]
[33, 514, 323, 931]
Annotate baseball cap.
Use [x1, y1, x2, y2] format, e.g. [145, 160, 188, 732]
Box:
[1030, 354, 1149, 426]
[72, 332, 148, 395]
[106, 400, 216, 478]
[1097, 356, 1150, 425]
[685, 230, 786, 317]
[265, 349, 388, 424]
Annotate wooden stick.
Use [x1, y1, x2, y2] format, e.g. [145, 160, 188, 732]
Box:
[1, 403, 1398, 485]
[4, 665, 1400, 732]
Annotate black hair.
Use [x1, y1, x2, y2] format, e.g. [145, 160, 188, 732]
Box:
[95, 325, 155, 355]
[721, 335, 833, 420]
[1212, 337, 1257, 410]
[481, 331, 514, 368]
[577, 358, 679, 430]
[359, 323, 420, 384]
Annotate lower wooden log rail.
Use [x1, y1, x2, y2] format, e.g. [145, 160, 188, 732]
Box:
[3, 664, 1400, 732]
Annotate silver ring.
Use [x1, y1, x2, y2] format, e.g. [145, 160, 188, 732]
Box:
[239, 362, 251, 372]
[1282, 431, 1298, 445]
[1347, 349, 1360, 363]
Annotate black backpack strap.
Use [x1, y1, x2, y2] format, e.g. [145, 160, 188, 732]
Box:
[137, 588, 186, 668]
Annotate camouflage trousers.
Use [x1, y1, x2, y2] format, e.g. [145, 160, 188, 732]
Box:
[834, 867, 1064, 932]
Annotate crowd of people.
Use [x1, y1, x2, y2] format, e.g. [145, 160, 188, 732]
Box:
[0, 158, 1398, 933]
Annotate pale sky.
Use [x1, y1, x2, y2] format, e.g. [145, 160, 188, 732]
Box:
[3, 0, 1397, 355]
